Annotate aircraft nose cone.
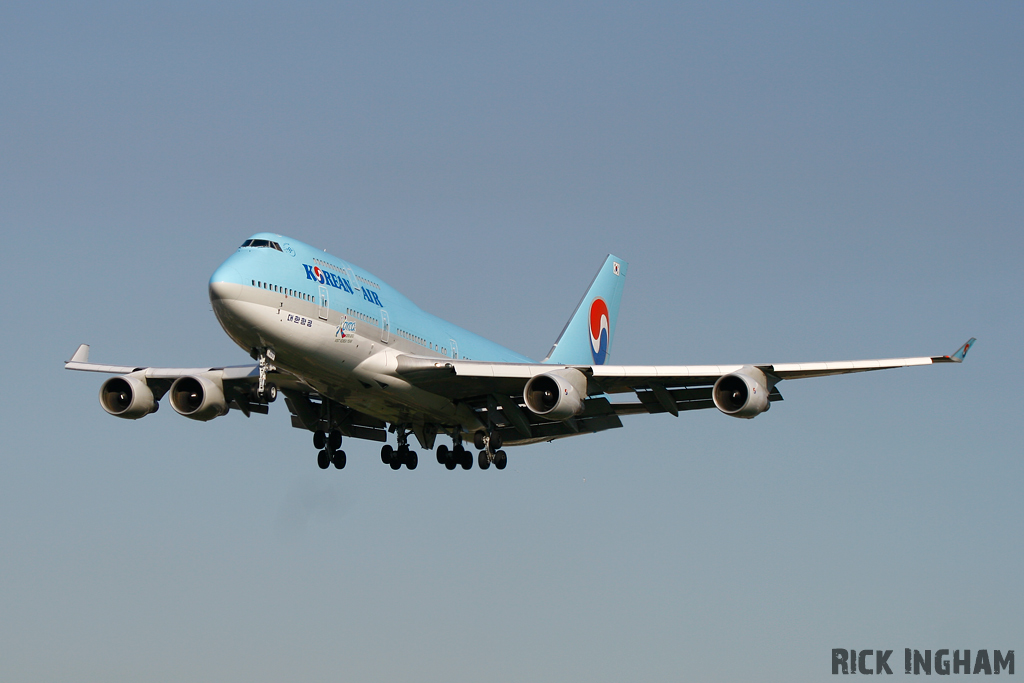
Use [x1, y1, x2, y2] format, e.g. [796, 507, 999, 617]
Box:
[209, 264, 242, 301]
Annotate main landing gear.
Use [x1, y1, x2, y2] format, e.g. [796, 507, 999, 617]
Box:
[314, 428, 346, 470]
[436, 443, 473, 470]
[309, 424, 508, 472]
[477, 428, 507, 471]
[380, 444, 418, 470]
[380, 426, 418, 470]
[436, 429, 507, 471]
[477, 449, 507, 470]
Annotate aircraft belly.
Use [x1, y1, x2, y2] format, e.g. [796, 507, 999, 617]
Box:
[215, 288, 481, 431]
[301, 345, 478, 428]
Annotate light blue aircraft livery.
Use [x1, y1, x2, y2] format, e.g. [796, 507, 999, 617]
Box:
[66, 234, 975, 471]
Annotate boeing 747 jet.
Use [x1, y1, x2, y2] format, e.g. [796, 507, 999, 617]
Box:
[66, 234, 974, 471]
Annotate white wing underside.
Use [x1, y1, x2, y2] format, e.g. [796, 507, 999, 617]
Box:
[394, 346, 967, 394]
[65, 340, 973, 445]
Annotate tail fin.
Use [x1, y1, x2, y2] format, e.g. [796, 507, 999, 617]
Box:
[543, 254, 628, 366]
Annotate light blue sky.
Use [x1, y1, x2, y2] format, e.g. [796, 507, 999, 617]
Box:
[2, 2, 1021, 681]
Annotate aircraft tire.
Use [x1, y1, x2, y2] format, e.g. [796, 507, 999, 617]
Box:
[461, 451, 473, 470]
[317, 450, 331, 469]
[436, 444, 449, 464]
[328, 429, 343, 451]
[478, 451, 490, 470]
[390, 459, 402, 470]
[333, 451, 346, 469]
[494, 450, 507, 470]
[313, 430, 326, 450]
[489, 430, 502, 450]
[445, 459, 457, 470]
[381, 445, 393, 464]
[407, 451, 418, 470]
[473, 431, 486, 450]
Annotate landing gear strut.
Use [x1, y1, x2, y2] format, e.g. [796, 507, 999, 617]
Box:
[461, 429, 506, 472]
[255, 349, 277, 402]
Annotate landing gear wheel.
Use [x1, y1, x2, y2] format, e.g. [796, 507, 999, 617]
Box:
[328, 429, 343, 451]
[494, 450, 507, 470]
[332, 450, 347, 469]
[473, 431, 486, 450]
[313, 430, 326, 450]
[381, 444, 394, 465]
[478, 450, 491, 470]
[406, 451, 418, 470]
[256, 383, 277, 402]
[317, 450, 330, 469]
[461, 450, 473, 470]
[393, 445, 410, 470]
[445, 459, 457, 470]
[488, 430, 502, 450]
[436, 444, 449, 465]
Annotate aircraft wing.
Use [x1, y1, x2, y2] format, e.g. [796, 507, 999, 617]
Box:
[65, 344, 389, 439]
[395, 339, 975, 442]
[64, 343, 308, 416]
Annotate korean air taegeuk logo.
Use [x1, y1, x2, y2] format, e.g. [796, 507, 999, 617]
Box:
[589, 298, 609, 365]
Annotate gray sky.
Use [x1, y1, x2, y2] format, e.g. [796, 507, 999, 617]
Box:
[2, 2, 1021, 681]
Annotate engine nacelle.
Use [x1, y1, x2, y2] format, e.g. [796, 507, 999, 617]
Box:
[169, 375, 229, 421]
[523, 368, 588, 421]
[712, 366, 770, 419]
[99, 375, 157, 419]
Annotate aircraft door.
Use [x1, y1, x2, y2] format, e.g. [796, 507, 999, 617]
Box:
[449, 339, 458, 359]
[318, 285, 329, 320]
[380, 310, 390, 343]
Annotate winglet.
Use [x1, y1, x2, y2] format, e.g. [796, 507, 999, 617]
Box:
[950, 337, 976, 363]
[933, 338, 976, 364]
[70, 344, 90, 363]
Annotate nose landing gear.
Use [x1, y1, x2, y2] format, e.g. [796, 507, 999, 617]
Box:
[254, 349, 278, 402]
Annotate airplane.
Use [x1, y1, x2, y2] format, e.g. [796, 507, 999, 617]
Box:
[65, 233, 975, 472]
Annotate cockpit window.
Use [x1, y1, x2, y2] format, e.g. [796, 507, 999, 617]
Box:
[240, 239, 283, 251]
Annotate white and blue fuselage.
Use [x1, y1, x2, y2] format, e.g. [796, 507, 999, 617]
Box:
[209, 233, 532, 430]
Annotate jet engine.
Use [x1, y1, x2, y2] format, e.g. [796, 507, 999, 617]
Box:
[523, 368, 588, 421]
[169, 375, 229, 421]
[712, 366, 771, 419]
[99, 375, 158, 419]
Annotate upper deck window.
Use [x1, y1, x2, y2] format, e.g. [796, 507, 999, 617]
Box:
[240, 239, 283, 251]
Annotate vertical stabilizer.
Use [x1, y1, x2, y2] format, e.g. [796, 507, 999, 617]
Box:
[543, 254, 628, 366]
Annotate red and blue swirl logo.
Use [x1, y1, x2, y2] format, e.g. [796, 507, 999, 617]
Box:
[589, 298, 610, 365]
